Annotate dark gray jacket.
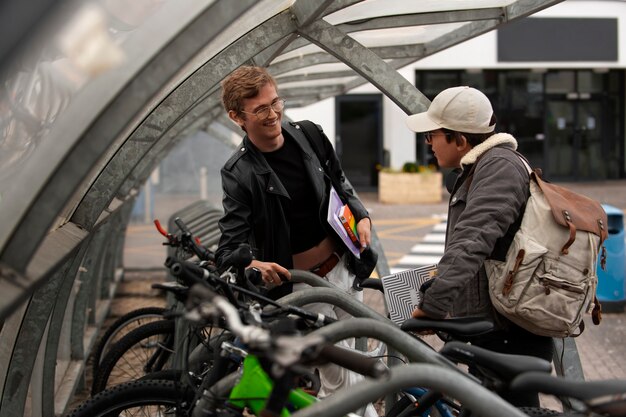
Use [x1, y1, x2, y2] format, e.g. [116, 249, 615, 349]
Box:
[216, 121, 368, 297]
[420, 133, 529, 320]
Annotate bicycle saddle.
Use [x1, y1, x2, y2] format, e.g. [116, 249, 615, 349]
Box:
[441, 341, 552, 382]
[400, 316, 495, 339]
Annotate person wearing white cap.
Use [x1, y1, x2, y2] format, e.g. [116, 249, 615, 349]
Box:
[406, 86, 553, 407]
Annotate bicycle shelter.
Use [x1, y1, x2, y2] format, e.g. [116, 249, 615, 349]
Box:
[0, 1, 579, 416]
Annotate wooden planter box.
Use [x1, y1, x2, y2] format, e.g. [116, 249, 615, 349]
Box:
[378, 171, 443, 204]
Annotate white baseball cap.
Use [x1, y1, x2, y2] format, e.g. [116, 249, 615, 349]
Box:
[406, 86, 495, 134]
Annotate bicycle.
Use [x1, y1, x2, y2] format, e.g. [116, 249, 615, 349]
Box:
[173, 283, 389, 417]
[90, 217, 220, 393]
[68, 273, 375, 416]
[85, 237, 620, 416]
[70, 257, 626, 417]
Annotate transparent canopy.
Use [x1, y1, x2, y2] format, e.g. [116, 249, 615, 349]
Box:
[0, 0, 562, 317]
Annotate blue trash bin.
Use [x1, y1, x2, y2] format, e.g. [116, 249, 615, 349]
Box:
[596, 204, 626, 312]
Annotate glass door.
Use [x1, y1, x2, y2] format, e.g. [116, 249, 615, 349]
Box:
[545, 99, 602, 180]
[335, 94, 383, 189]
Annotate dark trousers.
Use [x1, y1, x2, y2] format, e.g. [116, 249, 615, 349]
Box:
[470, 323, 554, 407]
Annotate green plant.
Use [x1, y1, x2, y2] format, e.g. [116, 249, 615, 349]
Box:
[378, 162, 437, 174]
[402, 162, 419, 173]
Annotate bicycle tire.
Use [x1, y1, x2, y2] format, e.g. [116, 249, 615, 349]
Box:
[67, 379, 191, 417]
[91, 319, 175, 395]
[138, 369, 183, 382]
[92, 306, 167, 374]
[517, 407, 564, 416]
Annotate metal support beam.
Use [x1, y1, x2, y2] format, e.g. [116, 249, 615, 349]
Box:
[552, 337, 586, 412]
[297, 19, 430, 114]
[269, 52, 340, 76]
[0, 263, 70, 416]
[251, 0, 334, 66]
[335, 8, 504, 32]
[291, 0, 335, 27]
[42, 241, 91, 417]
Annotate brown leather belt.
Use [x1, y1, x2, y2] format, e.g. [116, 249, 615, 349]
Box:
[310, 252, 341, 277]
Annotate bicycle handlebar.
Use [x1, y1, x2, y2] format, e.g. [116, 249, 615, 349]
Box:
[186, 284, 271, 348]
[185, 284, 385, 379]
[169, 258, 211, 287]
[154, 219, 169, 237]
[174, 217, 214, 261]
[219, 243, 254, 272]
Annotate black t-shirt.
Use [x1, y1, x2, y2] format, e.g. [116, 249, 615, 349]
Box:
[262, 134, 326, 253]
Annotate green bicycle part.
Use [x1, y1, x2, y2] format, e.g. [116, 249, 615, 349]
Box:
[228, 354, 317, 416]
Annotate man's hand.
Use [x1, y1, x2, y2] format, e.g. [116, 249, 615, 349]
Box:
[410, 307, 435, 335]
[411, 307, 428, 318]
[356, 217, 372, 250]
[248, 260, 291, 286]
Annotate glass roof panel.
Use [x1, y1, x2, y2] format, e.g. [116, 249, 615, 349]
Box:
[277, 62, 356, 76]
[349, 23, 469, 47]
[325, 0, 517, 24]
[270, 43, 326, 64]
[278, 76, 359, 89]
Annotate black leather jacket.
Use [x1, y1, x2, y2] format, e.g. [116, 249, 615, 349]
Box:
[216, 121, 369, 298]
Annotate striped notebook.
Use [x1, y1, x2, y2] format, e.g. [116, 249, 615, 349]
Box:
[381, 265, 437, 326]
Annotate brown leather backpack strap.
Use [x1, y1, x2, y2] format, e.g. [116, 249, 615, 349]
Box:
[532, 171, 608, 242]
[592, 296, 602, 325]
[560, 213, 577, 255]
[570, 320, 585, 338]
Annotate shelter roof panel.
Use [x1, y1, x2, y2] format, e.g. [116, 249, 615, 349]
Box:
[324, 0, 517, 24]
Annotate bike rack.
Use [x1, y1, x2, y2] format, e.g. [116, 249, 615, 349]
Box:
[292, 363, 529, 417]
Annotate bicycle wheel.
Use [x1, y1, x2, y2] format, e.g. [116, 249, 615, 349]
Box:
[92, 307, 167, 374]
[67, 379, 191, 417]
[518, 407, 563, 416]
[92, 319, 175, 395]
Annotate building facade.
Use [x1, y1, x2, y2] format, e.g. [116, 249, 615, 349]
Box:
[286, 0, 626, 187]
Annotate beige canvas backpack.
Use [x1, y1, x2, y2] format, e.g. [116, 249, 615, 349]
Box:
[484, 157, 608, 338]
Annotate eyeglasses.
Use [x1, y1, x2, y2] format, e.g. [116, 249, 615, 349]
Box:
[240, 98, 285, 120]
[424, 130, 452, 144]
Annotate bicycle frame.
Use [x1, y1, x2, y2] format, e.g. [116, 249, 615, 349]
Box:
[227, 354, 317, 416]
[402, 387, 457, 417]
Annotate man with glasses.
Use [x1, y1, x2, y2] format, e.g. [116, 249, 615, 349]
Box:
[406, 86, 553, 407]
[217, 66, 376, 414]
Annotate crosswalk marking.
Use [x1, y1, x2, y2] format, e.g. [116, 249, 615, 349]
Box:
[421, 234, 446, 244]
[408, 244, 444, 254]
[390, 216, 446, 275]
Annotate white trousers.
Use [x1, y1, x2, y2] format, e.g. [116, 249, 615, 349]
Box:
[293, 255, 378, 417]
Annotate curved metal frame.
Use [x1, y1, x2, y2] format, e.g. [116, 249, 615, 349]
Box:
[0, 1, 576, 416]
[292, 363, 529, 417]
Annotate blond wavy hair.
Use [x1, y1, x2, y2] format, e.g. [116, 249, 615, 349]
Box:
[221, 66, 278, 115]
